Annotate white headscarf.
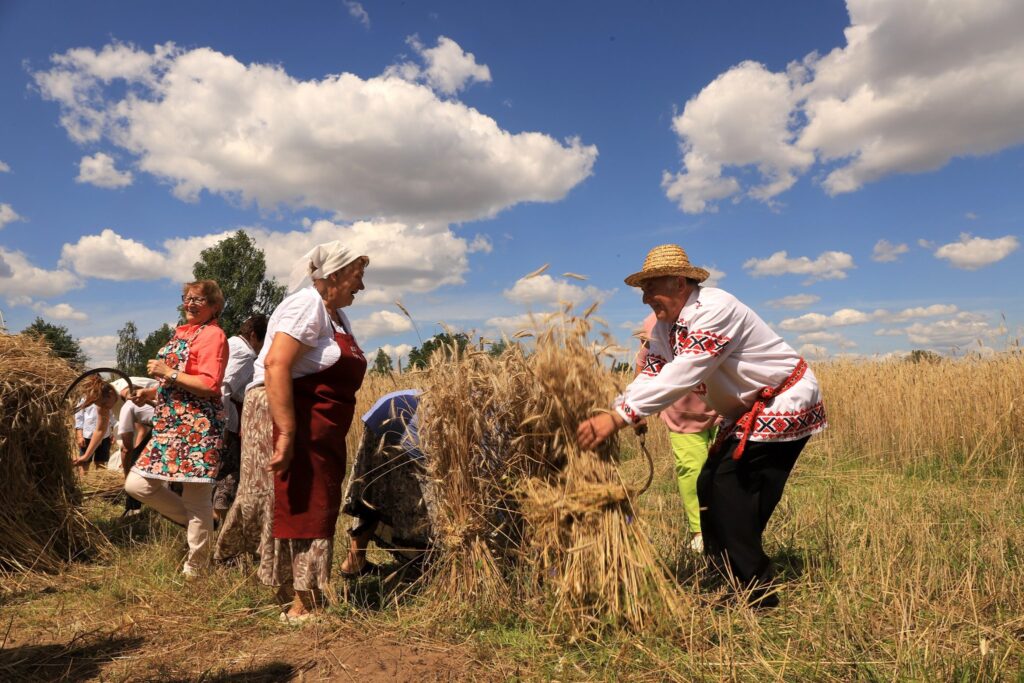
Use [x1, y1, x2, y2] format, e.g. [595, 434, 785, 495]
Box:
[287, 240, 366, 293]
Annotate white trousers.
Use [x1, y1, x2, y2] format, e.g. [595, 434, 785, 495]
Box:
[125, 472, 214, 572]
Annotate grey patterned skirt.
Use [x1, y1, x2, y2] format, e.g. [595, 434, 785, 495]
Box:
[214, 387, 274, 574]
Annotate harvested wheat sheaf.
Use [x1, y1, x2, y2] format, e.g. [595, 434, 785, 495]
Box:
[417, 308, 685, 631]
[0, 334, 99, 577]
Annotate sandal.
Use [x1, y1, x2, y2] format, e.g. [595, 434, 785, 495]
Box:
[279, 610, 318, 625]
[339, 559, 380, 579]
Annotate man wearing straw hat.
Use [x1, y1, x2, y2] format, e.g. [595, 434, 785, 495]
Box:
[578, 244, 827, 607]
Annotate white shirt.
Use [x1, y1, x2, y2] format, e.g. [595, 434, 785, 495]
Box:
[77, 403, 114, 440]
[614, 287, 826, 443]
[221, 335, 258, 432]
[249, 286, 357, 390]
[118, 401, 155, 436]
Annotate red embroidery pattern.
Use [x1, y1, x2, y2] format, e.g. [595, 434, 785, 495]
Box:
[734, 402, 827, 441]
[617, 402, 643, 425]
[675, 329, 731, 357]
[640, 353, 667, 376]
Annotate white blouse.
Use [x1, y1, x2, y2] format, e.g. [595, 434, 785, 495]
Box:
[249, 286, 357, 389]
[614, 287, 827, 443]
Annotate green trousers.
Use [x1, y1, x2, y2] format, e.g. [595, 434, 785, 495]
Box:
[669, 427, 715, 533]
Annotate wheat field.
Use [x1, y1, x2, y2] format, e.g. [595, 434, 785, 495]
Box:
[1, 350, 1022, 681]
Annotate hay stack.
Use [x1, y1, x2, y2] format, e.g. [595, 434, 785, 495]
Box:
[0, 334, 96, 575]
[418, 307, 685, 631]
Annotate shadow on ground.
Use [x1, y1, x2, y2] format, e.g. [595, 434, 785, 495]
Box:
[0, 633, 144, 682]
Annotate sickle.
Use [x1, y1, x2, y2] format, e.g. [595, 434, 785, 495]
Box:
[64, 367, 155, 465]
[62, 367, 135, 403]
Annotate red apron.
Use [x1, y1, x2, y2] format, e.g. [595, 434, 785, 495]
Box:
[273, 329, 366, 539]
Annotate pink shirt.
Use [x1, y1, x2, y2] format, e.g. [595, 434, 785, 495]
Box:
[173, 322, 229, 392]
[636, 313, 718, 434]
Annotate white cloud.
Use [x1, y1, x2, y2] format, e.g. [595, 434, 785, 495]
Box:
[0, 160, 9, 172]
[933, 233, 1019, 270]
[484, 312, 545, 335]
[965, 212, 979, 221]
[780, 303, 958, 332]
[0, 203, 23, 230]
[350, 310, 414, 340]
[917, 238, 935, 249]
[59, 220, 477, 301]
[503, 273, 613, 308]
[34, 41, 593, 224]
[368, 343, 414, 368]
[701, 266, 725, 287]
[877, 311, 1003, 348]
[766, 293, 821, 309]
[468, 234, 493, 254]
[60, 228, 175, 281]
[0, 248, 82, 305]
[797, 343, 829, 360]
[79, 335, 118, 366]
[393, 35, 492, 96]
[75, 152, 133, 188]
[344, 1, 370, 28]
[743, 250, 855, 283]
[871, 239, 909, 263]
[33, 302, 88, 321]
[662, 61, 813, 213]
[664, 0, 1024, 212]
[797, 331, 843, 344]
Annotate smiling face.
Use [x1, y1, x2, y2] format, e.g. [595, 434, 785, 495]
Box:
[182, 287, 216, 325]
[640, 275, 692, 323]
[321, 258, 367, 309]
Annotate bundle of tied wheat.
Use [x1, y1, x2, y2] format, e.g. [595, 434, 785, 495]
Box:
[514, 308, 687, 632]
[0, 334, 101, 576]
[417, 305, 686, 632]
[417, 341, 533, 617]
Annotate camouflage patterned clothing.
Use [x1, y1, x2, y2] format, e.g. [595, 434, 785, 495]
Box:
[214, 388, 274, 569]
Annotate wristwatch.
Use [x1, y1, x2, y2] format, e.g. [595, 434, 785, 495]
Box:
[169, 371, 179, 384]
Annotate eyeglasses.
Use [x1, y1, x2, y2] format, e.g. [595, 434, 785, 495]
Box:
[181, 295, 208, 305]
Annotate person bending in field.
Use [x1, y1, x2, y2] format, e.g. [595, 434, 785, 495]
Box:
[116, 378, 158, 514]
[72, 376, 118, 475]
[578, 244, 827, 608]
[635, 312, 719, 555]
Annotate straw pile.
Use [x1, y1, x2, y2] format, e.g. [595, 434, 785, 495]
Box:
[0, 334, 98, 575]
[417, 307, 685, 631]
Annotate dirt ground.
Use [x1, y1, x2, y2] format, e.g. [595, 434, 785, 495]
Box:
[0, 617, 489, 682]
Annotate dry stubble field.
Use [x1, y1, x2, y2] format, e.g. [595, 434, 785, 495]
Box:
[1, 352, 1022, 681]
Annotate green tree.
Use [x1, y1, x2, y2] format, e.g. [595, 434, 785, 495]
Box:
[908, 349, 942, 364]
[22, 317, 87, 368]
[116, 321, 146, 375]
[611, 360, 633, 374]
[487, 338, 511, 357]
[407, 332, 470, 369]
[371, 348, 394, 375]
[140, 323, 175, 362]
[191, 230, 286, 337]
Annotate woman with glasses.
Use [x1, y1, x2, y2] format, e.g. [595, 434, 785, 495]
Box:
[124, 279, 229, 576]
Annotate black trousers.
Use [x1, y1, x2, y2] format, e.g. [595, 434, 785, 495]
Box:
[697, 436, 808, 589]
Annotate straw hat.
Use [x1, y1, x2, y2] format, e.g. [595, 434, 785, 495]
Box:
[624, 244, 709, 287]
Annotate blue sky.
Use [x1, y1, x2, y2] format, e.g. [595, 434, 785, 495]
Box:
[1, 0, 1021, 366]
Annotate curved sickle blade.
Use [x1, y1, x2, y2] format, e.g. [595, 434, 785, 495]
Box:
[62, 367, 135, 403]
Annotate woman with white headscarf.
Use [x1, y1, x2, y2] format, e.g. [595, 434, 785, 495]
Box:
[221, 241, 368, 623]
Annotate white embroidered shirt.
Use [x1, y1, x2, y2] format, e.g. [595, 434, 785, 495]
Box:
[614, 287, 827, 443]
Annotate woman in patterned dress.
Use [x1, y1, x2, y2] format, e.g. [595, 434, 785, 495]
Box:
[124, 280, 229, 576]
[252, 241, 369, 622]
